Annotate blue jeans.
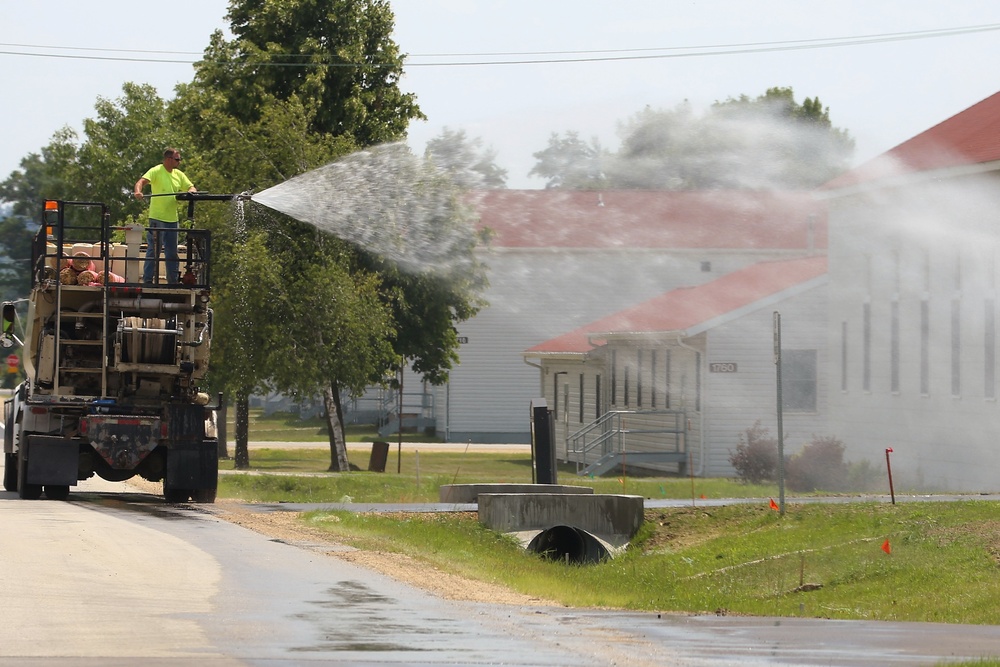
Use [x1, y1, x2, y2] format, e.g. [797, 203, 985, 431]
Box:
[143, 219, 179, 284]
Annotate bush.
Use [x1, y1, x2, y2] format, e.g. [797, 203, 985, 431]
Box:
[785, 435, 848, 492]
[729, 421, 778, 484]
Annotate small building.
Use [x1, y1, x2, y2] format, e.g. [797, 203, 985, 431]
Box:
[523, 256, 828, 477]
[821, 91, 1000, 491]
[436, 190, 826, 444]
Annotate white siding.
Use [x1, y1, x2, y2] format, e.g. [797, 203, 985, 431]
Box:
[437, 247, 810, 442]
[828, 171, 1000, 491]
[703, 286, 829, 476]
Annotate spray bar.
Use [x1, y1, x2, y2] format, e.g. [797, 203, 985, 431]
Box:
[142, 192, 252, 201]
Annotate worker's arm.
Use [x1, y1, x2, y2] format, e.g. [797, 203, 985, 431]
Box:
[134, 177, 150, 200]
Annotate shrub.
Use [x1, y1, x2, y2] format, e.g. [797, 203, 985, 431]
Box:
[845, 458, 881, 492]
[729, 421, 778, 484]
[785, 435, 848, 492]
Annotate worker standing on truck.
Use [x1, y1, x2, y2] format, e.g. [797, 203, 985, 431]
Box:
[134, 148, 197, 283]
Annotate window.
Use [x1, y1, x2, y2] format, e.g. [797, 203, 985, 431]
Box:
[695, 352, 702, 412]
[664, 350, 672, 409]
[595, 374, 602, 418]
[890, 300, 900, 393]
[862, 303, 871, 392]
[840, 321, 848, 392]
[650, 350, 658, 408]
[987, 300, 996, 400]
[920, 300, 930, 395]
[579, 374, 585, 423]
[563, 383, 570, 424]
[636, 349, 643, 407]
[610, 350, 617, 405]
[624, 365, 630, 407]
[952, 298, 961, 396]
[553, 374, 561, 420]
[782, 349, 818, 412]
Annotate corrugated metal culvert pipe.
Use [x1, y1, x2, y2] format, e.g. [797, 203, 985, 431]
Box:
[526, 525, 612, 564]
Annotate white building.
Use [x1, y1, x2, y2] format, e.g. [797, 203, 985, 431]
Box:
[523, 256, 827, 477]
[821, 91, 1000, 491]
[435, 189, 826, 443]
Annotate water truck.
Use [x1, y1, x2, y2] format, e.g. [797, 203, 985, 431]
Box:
[2, 193, 247, 502]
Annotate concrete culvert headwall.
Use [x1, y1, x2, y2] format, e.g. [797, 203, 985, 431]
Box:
[526, 525, 611, 564]
[478, 493, 644, 564]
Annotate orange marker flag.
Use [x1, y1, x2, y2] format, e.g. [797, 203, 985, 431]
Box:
[881, 539, 892, 555]
[769, 498, 779, 511]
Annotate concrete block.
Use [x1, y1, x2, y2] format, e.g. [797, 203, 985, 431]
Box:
[478, 493, 644, 542]
[438, 483, 593, 504]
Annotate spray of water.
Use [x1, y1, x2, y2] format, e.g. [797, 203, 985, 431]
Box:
[251, 143, 479, 273]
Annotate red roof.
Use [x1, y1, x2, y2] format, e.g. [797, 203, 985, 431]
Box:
[525, 255, 827, 355]
[476, 190, 826, 250]
[824, 91, 1000, 190]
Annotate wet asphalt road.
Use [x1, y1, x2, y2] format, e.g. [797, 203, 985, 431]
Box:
[2, 481, 1000, 665]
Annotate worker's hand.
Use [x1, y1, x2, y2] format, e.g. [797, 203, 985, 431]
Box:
[133, 191, 144, 200]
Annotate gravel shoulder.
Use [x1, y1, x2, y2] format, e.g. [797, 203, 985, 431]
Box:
[213, 500, 556, 606]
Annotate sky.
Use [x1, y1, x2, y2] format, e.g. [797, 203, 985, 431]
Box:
[2, 1, 1000, 190]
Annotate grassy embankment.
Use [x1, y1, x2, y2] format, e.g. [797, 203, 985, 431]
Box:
[221, 410, 1000, 639]
[220, 409, 776, 502]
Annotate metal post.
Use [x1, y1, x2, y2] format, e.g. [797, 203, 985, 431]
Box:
[397, 364, 403, 474]
[885, 447, 895, 505]
[774, 311, 785, 516]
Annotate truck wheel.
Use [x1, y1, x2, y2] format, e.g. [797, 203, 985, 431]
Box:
[191, 487, 217, 503]
[17, 445, 42, 500]
[3, 452, 17, 492]
[163, 482, 190, 503]
[44, 485, 70, 501]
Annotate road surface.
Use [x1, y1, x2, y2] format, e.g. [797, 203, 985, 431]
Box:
[1, 473, 1000, 665]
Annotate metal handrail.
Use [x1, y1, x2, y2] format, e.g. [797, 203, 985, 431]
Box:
[568, 409, 687, 474]
[568, 410, 631, 474]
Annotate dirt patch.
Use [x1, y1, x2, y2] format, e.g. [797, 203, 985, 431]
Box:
[211, 501, 557, 607]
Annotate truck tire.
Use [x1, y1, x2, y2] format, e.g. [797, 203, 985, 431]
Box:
[191, 487, 217, 503]
[3, 452, 17, 492]
[17, 441, 42, 500]
[163, 480, 190, 503]
[44, 485, 70, 501]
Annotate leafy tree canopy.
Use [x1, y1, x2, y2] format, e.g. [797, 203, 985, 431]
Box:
[425, 128, 507, 189]
[533, 87, 855, 190]
[192, 0, 424, 145]
[529, 131, 607, 189]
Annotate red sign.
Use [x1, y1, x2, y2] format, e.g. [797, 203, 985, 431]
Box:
[6, 354, 18, 372]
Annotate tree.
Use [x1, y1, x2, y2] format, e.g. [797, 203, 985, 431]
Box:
[207, 229, 283, 469]
[175, 0, 428, 470]
[0, 84, 181, 226]
[192, 0, 424, 145]
[242, 143, 488, 467]
[0, 215, 33, 302]
[529, 131, 607, 189]
[705, 86, 855, 188]
[267, 236, 396, 471]
[538, 88, 854, 191]
[424, 128, 507, 189]
[76, 83, 179, 225]
[0, 128, 81, 216]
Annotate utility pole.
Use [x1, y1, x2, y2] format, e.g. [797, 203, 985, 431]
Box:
[774, 311, 786, 516]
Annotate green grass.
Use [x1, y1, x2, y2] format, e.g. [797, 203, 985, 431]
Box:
[300, 501, 1000, 625]
[219, 411, 1000, 633]
[226, 408, 443, 443]
[217, 447, 777, 503]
